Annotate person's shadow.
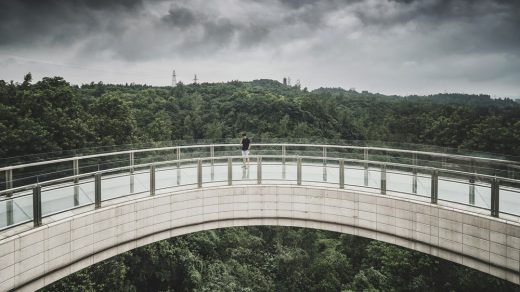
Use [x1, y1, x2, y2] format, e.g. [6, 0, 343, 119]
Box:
[242, 166, 250, 180]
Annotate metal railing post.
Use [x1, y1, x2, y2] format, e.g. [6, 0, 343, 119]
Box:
[297, 157, 302, 185]
[73, 157, 79, 206]
[364, 148, 369, 186]
[5, 169, 13, 190]
[6, 168, 13, 226]
[469, 176, 476, 205]
[129, 151, 135, 194]
[197, 160, 203, 188]
[210, 145, 215, 181]
[323, 147, 327, 166]
[150, 164, 156, 196]
[228, 158, 233, 185]
[6, 199, 13, 226]
[412, 169, 418, 194]
[282, 145, 286, 180]
[129, 151, 135, 174]
[431, 169, 438, 204]
[491, 178, 500, 217]
[412, 153, 417, 194]
[323, 147, 327, 181]
[32, 184, 42, 227]
[257, 156, 262, 184]
[176, 147, 181, 168]
[95, 173, 102, 208]
[381, 164, 387, 195]
[339, 159, 345, 189]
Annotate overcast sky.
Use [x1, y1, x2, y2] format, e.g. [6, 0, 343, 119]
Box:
[0, 0, 519, 97]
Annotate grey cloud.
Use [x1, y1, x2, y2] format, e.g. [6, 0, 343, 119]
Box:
[349, 0, 520, 57]
[277, 0, 320, 9]
[0, 0, 519, 97]
[0, 0, 147, 47]
[1, 0, 519, 58]
[161, 6, 198, 28]
[237, 25, 270, 49]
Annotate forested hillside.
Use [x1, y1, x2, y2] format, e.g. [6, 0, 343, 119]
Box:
[2, 74, 520, 161]
[2, 74, 520, 291]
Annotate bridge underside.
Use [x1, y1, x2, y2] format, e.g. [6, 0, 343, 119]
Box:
[1, 185, 519, 291]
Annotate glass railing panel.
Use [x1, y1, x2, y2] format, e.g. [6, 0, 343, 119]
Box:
[202, 161, 228, 183]
[344, 166, 380, 189]
[368, 168, 381, 189]
[0, 193, 33, 229]
[41, 185, 74, 215]
[156, 166, 178, 191]
[438, 178, 467, 204]
[238, 164, 253, 182]
[102, 172, 140, 201]
[0, 200, 6, 228]
[178, 164, 197, 186]
[285, 161, 297, 182]
[499, 187, 520, 216]
[387, 170, 413, 194]
[437, 178, 491, 209]
[345, 166, 365, 187]
[416, 174, 431, 198]
[235, 162, 257, 184]
[301, 163, 326, 183]
[261, 161, 283, 181]
[473, 184, 491, 209]
[133, 170, 150, 194]
[41, 180, 95, 216]
[325, 164, 340, 185]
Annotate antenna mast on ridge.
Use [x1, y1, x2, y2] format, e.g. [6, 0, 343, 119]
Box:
[172, 70, 177, 87]
[193, 74, 198, 84]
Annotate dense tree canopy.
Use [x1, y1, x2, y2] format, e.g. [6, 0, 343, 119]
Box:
[2, 74, 520, 160]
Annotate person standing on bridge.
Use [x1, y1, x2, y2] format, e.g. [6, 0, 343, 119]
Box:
[240, 133, 251, 168]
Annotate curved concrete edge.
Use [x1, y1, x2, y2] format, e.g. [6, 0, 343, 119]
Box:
[1, 185, 519, 291]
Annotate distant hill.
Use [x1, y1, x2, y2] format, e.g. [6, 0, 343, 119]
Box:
[2, 75, 520, 160]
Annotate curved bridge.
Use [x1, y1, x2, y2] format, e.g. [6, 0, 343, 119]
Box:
[1, 143, 520, 291]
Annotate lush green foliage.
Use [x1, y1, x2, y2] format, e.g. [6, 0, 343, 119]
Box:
[41, 227, 518, 292]
[2, 74, 520, 291]
[2, 75, 520, 160]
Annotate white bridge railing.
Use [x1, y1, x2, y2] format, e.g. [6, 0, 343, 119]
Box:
[1, 143, 520, 231]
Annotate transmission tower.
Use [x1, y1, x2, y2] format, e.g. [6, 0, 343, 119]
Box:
[172, 70, 177, 87]
[193, 74, 198, 84]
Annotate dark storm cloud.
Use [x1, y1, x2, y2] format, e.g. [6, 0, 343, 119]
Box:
[348, 0, 520, 57]
[161, 6, 198, 28]
[2, 0, 518, 59]
[0, 0, 148, 46]
[0, 0, 340, 56]
[0, 0, 519, 97]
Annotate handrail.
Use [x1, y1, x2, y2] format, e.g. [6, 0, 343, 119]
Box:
[1, 154, 518, 198]
[1, 144, 519, 232]
[1, 143, 520, 173]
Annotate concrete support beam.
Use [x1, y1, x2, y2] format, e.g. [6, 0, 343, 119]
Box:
[1, 185, 519, 291]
